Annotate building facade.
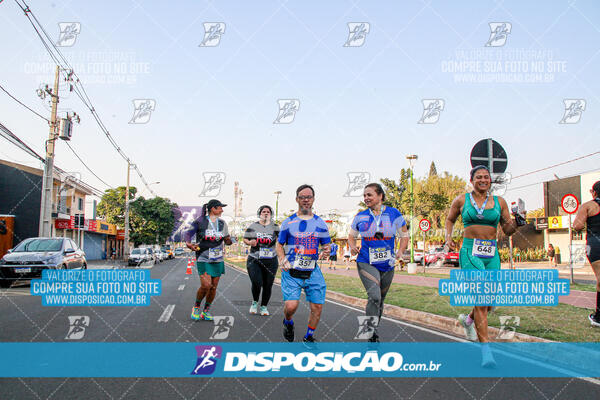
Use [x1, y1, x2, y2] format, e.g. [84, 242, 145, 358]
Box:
[0, 159, 123, 260]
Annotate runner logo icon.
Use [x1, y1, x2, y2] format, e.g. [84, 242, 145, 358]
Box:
[129, 99, 156, 124]
[485, 22, 511, 47]
[198, 172, 226, 197]
[344, 23, 370, 47]
[56, 22, 81, 47]
[571, 244, 589, 269]
[354, 316, 379, 339]
[418, 99, 444, 124]
[559, 99, 586, 124]
[496, 315, 520, 340]
[491, 172, 512, 196]
[273, 99, 300, 124]
[210, 316, 234, 340]
[65, 316, 90, 340]
[344, 172, 370, 197]
[199, 23, 226, 47]
[191, 345, 222, 375]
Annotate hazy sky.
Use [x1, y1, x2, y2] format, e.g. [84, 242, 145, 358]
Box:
[1, 0, 599, 217]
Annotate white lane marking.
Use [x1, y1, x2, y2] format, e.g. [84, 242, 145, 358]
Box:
[158, 304, 175, 323]
[0, 289, 30, 296]
[177, 285, 185, 291]
[184, 277, 189, 280]
[324, 298, 466, 342]
[224, 263, 600, 386]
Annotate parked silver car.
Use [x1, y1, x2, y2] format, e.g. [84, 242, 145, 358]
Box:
[128, 248, 154, 266]
[0, 237, 87, 287]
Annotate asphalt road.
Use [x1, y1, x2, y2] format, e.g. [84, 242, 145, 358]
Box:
[0, 257, 598, 399]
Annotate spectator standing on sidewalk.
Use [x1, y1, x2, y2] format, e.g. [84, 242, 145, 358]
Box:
[547, 244, 556, 267]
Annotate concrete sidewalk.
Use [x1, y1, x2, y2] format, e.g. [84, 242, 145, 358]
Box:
[322, 267, 596, 309]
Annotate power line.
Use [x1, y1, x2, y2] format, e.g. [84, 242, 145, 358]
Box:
[0, 79, 113, 193]
[0, 120, 46, 163]
[64, 141, 114, 189]
[14, 0, 158, 197]
[511, 151, 600, 179]
[0, 83, 50, 122]
[506, 167, 600, 193]
[0, 120, 105, 196]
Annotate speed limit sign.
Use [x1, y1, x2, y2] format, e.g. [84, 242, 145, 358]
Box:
[419, 218, 431, 232]
[561, 194, 579, 214]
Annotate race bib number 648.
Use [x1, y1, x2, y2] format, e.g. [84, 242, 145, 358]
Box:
[472, 239, 496, 258]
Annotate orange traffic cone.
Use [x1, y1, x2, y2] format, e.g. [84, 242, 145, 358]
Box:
[186, 258, 193, 275]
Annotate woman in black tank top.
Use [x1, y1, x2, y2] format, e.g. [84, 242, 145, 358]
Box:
[573, 180, 600, 327]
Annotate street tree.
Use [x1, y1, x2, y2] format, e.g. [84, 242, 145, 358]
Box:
[96, 186, 137, 227]
[129, 196, 178, 246]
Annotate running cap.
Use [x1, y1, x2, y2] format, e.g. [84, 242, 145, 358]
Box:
[470, 165, 490, 181]
[206, 199, 227, 210]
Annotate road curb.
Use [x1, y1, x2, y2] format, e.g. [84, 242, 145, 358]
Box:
[225, 261, 550, 343]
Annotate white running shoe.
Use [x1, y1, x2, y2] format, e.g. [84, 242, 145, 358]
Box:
[260, 306, 270, 316]
[589, 312, 600, 327]
[249, 301, 258, 314]
[481, 345, 497, 368]
[458, 314, 478, 342]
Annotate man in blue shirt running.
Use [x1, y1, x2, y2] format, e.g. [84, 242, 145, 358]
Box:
[276, 184, 331, 345]
[328, 242, 338, 270]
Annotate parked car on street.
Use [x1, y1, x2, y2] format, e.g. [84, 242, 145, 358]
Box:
[0, 237, 87, 287]
[401, 250, 424, 265]
[424, 247, 460, 267]
[147, 248, 158, 264]
[161, 245, 174, 259]
[156, 250, 165, 262]
[128, 248, 154, 266]
[174, 247, 185, 257]
[160, 249, 169, 261]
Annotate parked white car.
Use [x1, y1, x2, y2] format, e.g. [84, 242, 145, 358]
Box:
[128, 248, 153, 266]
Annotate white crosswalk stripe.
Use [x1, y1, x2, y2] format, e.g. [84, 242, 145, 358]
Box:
[157, 304, 175, 323]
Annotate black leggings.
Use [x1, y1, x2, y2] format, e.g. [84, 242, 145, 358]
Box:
[247, 257, 278, 306]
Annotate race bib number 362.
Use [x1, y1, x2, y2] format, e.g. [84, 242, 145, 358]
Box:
[259, 248, 275, 259]
[369, 247, 392, 264]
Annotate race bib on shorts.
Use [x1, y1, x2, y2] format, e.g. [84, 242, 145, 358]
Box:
[472, 239, 496, 258]
[208, 247, 223, 261]
[293, 255, 316, 270]
[369, 247, 392, 264]
[259, 247, 276, 259]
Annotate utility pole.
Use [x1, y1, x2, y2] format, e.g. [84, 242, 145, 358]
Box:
[406, 155, 418, 264]
[123, 161, 132, 261]
[274, 190, 282, 223]
[38, 65, 61, 237]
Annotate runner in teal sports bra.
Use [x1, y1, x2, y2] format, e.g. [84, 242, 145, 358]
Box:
[460, 192, 502, 271]
[445, 165, 524, 367]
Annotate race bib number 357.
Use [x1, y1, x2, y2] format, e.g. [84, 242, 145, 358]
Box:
[293, 256, 316, 270]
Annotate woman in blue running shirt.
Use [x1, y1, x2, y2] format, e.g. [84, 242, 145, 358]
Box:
[348, 183, 409, 342]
